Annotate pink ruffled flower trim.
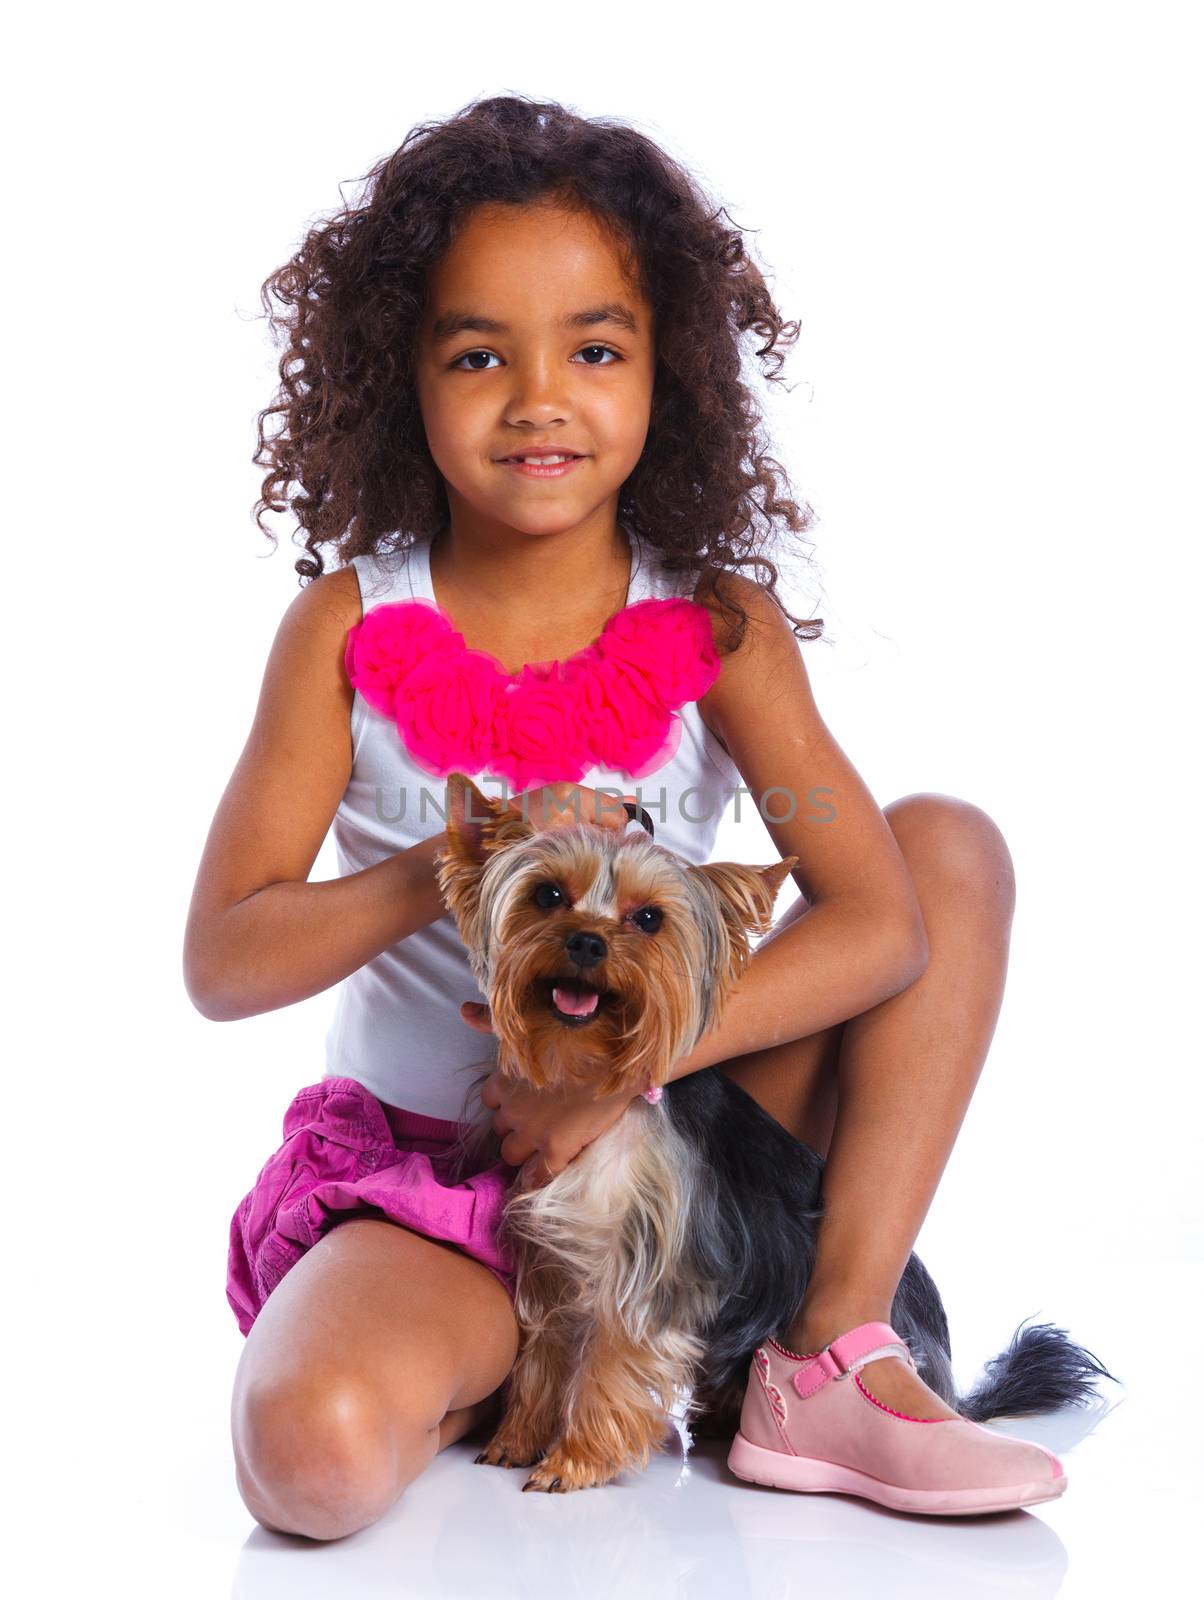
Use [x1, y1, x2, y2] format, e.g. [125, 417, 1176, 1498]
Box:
[343, 595, 721, 792]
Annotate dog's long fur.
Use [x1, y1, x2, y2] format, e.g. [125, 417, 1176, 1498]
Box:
[434, 774, 1115, 1492]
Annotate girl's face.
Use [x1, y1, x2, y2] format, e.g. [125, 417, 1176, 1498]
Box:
[414, 199, 655, 540]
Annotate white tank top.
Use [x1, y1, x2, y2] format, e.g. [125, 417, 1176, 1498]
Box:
[322, 525, 742, 1119]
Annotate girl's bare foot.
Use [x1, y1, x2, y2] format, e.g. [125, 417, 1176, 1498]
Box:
[437, 1387, 506, 1451]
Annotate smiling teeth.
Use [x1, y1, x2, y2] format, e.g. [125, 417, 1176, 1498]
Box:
[513, 454, 575, 464]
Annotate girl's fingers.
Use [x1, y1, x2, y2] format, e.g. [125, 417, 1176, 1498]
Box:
[598, 792, 637, 830]
[520, 1153, 554, 1189]
[500, 1131, 535, 1169]
[460, 1000, 493, 1034]
[509, 786, 637, 832]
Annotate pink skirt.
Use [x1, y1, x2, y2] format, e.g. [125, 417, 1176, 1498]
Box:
[226, 1076, 518, 1336]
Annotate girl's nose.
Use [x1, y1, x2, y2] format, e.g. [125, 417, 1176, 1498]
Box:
[502, 357, 573, 424]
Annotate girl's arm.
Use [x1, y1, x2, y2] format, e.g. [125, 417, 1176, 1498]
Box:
[668, 573, 930, 1080]
[183, 569, 449, 1022]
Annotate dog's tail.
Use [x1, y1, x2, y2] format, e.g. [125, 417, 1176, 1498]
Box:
[950, 1315, 1117, 1424]
[890, 1254, 1116, 1423]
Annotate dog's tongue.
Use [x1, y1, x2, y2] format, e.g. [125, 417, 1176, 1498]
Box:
[553, 980, 600, 1017]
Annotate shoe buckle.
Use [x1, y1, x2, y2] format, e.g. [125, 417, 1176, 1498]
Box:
[814, 1347, 854, 1382]
[792, 1334, 914, 1401]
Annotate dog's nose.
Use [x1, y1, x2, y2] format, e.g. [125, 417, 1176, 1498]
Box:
[564, 930, 607, 969]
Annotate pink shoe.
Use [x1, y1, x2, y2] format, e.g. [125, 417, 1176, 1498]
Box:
[726, 1320, 1067, 1516]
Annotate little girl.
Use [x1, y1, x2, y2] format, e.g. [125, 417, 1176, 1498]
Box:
[188, 94, 1064, 1539]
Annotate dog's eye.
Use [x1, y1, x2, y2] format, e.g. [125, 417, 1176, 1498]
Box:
[632, 906, 663, 934]
[532, 882, 566, 910]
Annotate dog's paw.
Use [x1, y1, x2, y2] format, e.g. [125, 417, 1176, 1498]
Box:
[521, 1444, 620, 1493]
[474, 1427, 547, 1470]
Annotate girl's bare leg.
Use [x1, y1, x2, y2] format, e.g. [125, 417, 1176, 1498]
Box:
[716, 792, 1016, 1420]
[231, 1218, 519, 1540]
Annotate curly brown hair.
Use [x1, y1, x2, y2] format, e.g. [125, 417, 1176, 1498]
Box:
[252, 91, 826, 653]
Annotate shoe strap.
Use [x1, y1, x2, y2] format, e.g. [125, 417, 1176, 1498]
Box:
[791, 1320, 915, 1400]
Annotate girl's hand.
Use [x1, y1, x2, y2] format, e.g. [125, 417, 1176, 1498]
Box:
[506, 782, 637, 834]
[478, 1066, 640, 1188]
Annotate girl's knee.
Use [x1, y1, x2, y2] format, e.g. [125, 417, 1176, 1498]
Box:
[227, 1221, 520, 1538]
[885, 793, 1016, 917]
[232, 1372, 412, 1541]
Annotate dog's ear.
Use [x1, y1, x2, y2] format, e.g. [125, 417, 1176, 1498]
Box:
[692, 855, 800, 944]
[442, 772, 514, 866]
[436, 774, 536, 945]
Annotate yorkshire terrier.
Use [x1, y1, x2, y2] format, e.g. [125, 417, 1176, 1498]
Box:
[434, 772, 1111, 1494]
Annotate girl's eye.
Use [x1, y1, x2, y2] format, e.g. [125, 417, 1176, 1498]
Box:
[533, 882, 567, 910]
[572, 344, 621, 366]
[453, 350, 501, 372]
[450, 344, 622, 372]
[632, 906, 663, 934]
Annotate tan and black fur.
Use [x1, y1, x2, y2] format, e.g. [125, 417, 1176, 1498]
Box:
[433, 772, 1112, 1493]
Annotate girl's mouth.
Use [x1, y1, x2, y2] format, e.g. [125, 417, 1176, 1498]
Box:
[498, 454, 586, 479]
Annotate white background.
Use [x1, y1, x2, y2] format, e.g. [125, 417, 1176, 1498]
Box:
[7, 2, 1200, 1595]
